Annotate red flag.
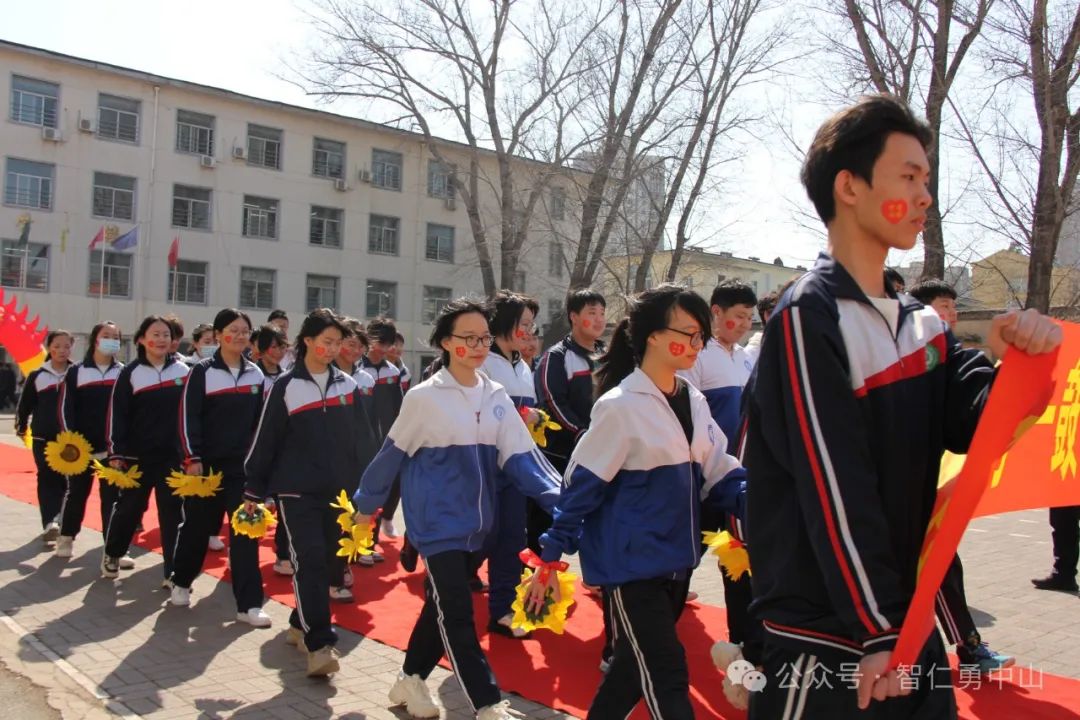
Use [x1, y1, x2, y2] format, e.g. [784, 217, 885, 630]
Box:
[88, 226, 104, 250]
[167, 236, 180, 268]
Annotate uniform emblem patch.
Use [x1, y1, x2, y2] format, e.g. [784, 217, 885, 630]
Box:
[925, 344, 940, 372]
[493, 405, 505, 421]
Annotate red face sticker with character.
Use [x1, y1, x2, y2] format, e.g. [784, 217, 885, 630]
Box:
[881, 199, 908, 224]
[455, 346, 467, 358]
[668, 342, 686, 357]
[725, 321, 736, 330]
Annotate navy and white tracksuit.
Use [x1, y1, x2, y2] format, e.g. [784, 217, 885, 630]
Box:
[257, 359, 289, 560]
[360, 356, 405, 534]
[354, 368, 561, 712]
[15, 363, 71, 529]
[171, 353, 266, 612]
[743, 253, 995, 719]
[103, 357, 190, 579]
[540, 368, 747, 719]
[244, 362, 374, 652]
[57, 360, 123, 537]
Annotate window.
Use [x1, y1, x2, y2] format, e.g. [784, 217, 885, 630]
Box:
[4, 158, 54, 209]
[1, 241, 49, 291]
[243, 195, 278, 239]
[171, 184, 211, 230]
[369, 214, 400, 255]
[425, 223, 454, 263]
[427, 159, 455, 198]
[92, 172, 136, 220]
[88, 250, 132, 298]
[167, 259, 208, 304]
[10, 75, 58, 128]
[372, 149, 402, 190]
[310, 205, 343, 248]
[313, 138, 345, 179]
[240, 267, 275, 310]
[175, 109, 214, 155]
[97, 94, 139, 143]
[366, 280, 397, 318]
[306, 274, 339, 312]
[548, 241, 563, 278]
[548, 297, 565, 324]
[551, 188, 566, 221]
[422, 286, 453, 323]
[247, 124, 282, 170]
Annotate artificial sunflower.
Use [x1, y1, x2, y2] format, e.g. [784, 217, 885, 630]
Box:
[510, 567, 577, 634]
[331, 489, 359, 532]
[21, 431, 33, 450]
[337, 523, 375, 563]
[520, 408, 561, 448]
[231, 503, 275, 539]
[166, 468, 223, 498]
[45, 431, 94, 477]
[703, 529, 751, 581]
[92, 459, 143, 489]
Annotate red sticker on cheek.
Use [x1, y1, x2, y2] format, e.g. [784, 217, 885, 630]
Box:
[668, 342, 686, 356]
[881, 199, 908, 224]
[223, 336, 232, 344]
[725, 321, 736, 330]
[515, 329, 526, 339]
[455, 346, 467, 358]
[315, 347, 326, 356]
[581, 320, 590, 329]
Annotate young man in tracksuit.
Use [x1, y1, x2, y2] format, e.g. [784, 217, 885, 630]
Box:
[742, 95, 1062, 717]
[360, 317, 405, 552]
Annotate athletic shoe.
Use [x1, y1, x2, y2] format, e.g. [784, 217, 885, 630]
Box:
[477, 700, 521, 720]
[388, 672, 441, 718]
[371, 549, 385, 563]
[42, 521, 60, 543]
[329, 586, 353, 602]
[489, 613, 530, 639]
[357, 554, 375, 567]
[55, 536, 73, 558]
[273, 559, 294, 576]
[1031, 574, 1079, 592]
[161, 578, 174, 591]
[118, 554, 136, 570]
[169, 586, 191, 607]
[237, 608, 272, 628]
[101, 555, 120, 579]
[285, 626, 306, 652]
[400, 535, 419, 573]
[343, 568, 354, 588]
[957, 641, 1016, 675]
[306, 646, 340, 677]
[207, 536, 225, 551]
[381, 518, 399, 538]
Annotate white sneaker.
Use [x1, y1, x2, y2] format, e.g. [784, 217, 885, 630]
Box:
[329, 586, 353, 602]
[42, 522, 60, 543]
[118, 554, 136, 570]
[388, 672, 441, 718]
[169, 586, 191, 607]
[207, 536, 225, 551]
[273, 559, 294, 576]
[237, 607, 272, 628]
[476, 699, 520, 720]
[285, 625, 307, 653]
[381, 518, 399, 538]
[55, 536, 73, 558]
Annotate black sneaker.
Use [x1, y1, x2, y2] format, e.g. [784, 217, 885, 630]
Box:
[101, 555, 120, 579]
[400, 534, 418, 573]
[1031, 574, 1079, 592]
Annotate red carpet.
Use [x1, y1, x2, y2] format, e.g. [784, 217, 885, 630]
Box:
[2, 443, 1079, 718]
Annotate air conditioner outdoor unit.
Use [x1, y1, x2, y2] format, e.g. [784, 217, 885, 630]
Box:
[444, 196, 456, 211]
[41, 127, 62, 142]
[334, 178, 348, 192]
[78, 117, 94, 133]
[200, 155, 216, 168]
[359, 169, 371, 183]
[232, 146, 247, 160]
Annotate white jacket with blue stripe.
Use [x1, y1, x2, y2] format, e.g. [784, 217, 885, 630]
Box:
[540, 368, 747, 587]
[353, 367, 562, 557]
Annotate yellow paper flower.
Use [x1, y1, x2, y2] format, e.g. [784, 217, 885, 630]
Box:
[703, 530, 751, 581]
[330, 489, 355, 515]
[231, 503, 275, 539]
[92, 459, 143, 489]
[526, 409, 562, 448]
[45, 431, 94, 477]
[510, 568, 577, 634]
[21, 431, 33, 450]
[166, 468, 223, 498]
[337, 523, 375, 563]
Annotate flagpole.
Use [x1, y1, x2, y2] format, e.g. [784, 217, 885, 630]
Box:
[97, 231, 105, 313]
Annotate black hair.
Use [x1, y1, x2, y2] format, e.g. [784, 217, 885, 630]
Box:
[565, 288, 606, 323]
[342, 318, 370, 347]
[268, 309, 288, 323]
[295, 308, 348, 361]
[367, 317, 398, 345]
[394, 332, 405, 345]
[884, 267, 905, 291]
[212, 308, 252, 334]
[757, 292, 779, 324]
[191, 323, 213, 343]
[489, 290, 539, 340]
[256, 323, 288, 354]
[909, 279, 957, 304]
[428, 297, 491, 366]
[45, 329, 73, 350]
[595, 285, 711, 399]
[710, 280, 757, 310]
[84, 321, 121, 365]
[162, 313, 184, 341]
[133, 315, 171, 362]
[801, 94, 933, 224]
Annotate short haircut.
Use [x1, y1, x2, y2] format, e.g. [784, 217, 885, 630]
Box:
[295, 308, 347, 361]
[45, 329, 73, 347]
[909, 279, 957, 304]
[342, 318, 369, 347]
[428, 297, 491, 365]
[757, 291, 779, 322]
[489, 290, 539, 340]
[801, 94, 933, 224]
[565, 289, 606, 322]
[256, 323, 287, 354]
[366, 317, 397, 345]
[191, 323, 213, 343]
[710, 280, 757, 310]
[162, 313, 184, 340]
[268, 309, 288, 323]
[884, 267, 905, 290]
[212, 308, 252, 334]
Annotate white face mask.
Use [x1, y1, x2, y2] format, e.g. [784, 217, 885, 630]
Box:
[97, 338, 121, 356]
[198, 345, 219, 359]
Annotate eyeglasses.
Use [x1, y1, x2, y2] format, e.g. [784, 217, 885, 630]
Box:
[666, 327, 705, 348]
[451, 334, 495, 348]
[517, 322, 538, 333]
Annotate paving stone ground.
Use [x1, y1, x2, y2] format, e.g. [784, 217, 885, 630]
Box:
[0, 418, 1077, 718]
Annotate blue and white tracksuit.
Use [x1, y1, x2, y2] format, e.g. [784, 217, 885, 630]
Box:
[16, 363, 71, 529]
[354, 367, 560, 712]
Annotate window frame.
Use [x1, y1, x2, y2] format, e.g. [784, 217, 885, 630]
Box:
[312, 137, 346, 179]
[239, 266, 276, 310]
[366, 279, 397, 318]
[87, 249, 133, 299]
[9, 75, 59, 128]
[305, 273, 340, 312]
[247, 124, 283, 170]
[309, 205, 343, 248]
[97, 94, 140, 144]
[175, 109, 215, 156]
[3, 157, 54, 210]
[368, 214, 400, 256]
[422, 285, 453, 324]
[426, 159, 456, 198]
[171, 184, 212, 230]
[92, 171, 136, 221]
[371, 149, 403, 190]
[242, 195, 279, 240]
[0, 240, 49, 292]
[424, 223, 455, 263]
[166, 258, 209, 305]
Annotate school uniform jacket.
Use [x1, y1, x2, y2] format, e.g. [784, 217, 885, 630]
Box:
[352, 365, 377, 426]
[15, 363, 70, 440]
[58, 359, 123, 455]
[399, 364, 412, 393]
[481, 347, 535, 408]
[257, 360, 283, 394]
[678, 340, 754, 444]
[534, 335, 603, 459]
[107, 357, 189, 462]
[179, 352, 265, 465]
[353, 368, 561, 557]
[743, 253, 996, 661]
[243, 362, 376, 500]
[360, 356, 404, 441]
[539, 368, 746, 587]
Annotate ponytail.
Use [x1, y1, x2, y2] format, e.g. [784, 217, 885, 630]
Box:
[594, 318, 637, 399]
